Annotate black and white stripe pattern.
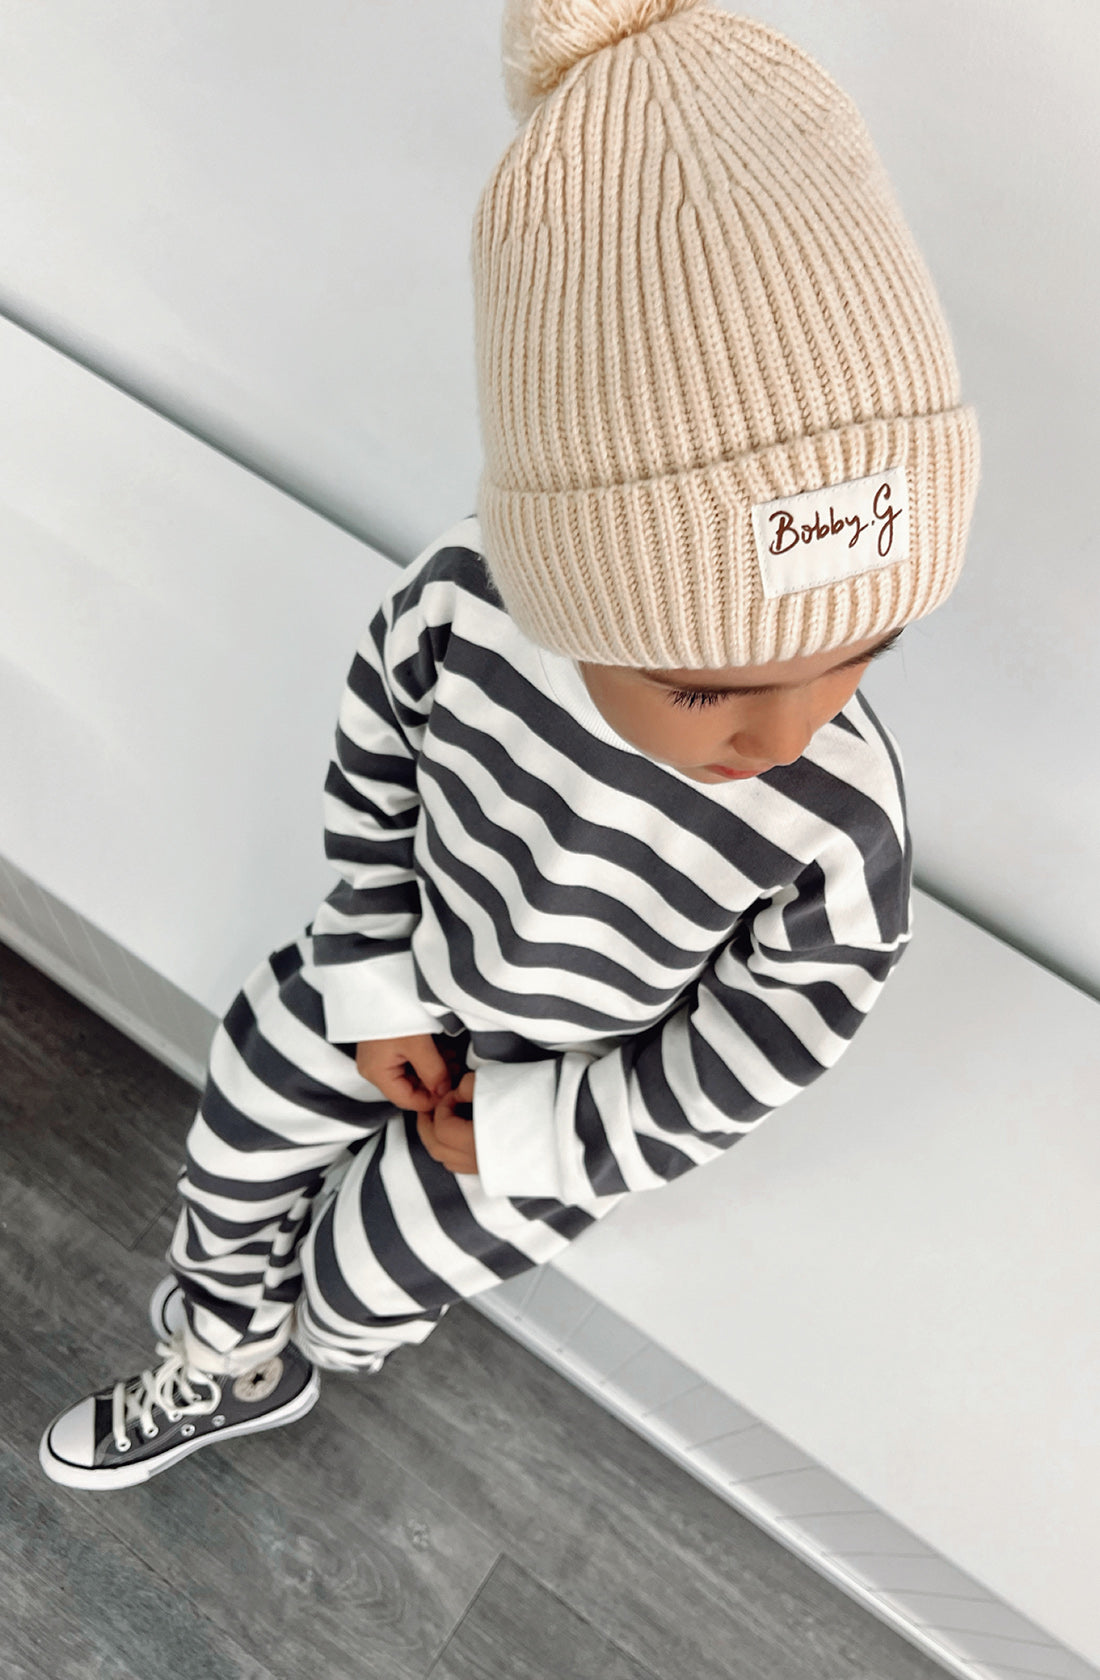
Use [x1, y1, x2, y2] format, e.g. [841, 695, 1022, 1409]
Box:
[312, 515, 910, 1206]
[169, 514, 911, 1373]
[169, 935, 595, 1374]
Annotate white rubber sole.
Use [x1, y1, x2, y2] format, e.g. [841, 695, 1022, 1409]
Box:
[39, 1369, 321, 1492]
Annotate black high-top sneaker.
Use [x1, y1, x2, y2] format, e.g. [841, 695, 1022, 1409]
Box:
[39, 1331, 319, 1491]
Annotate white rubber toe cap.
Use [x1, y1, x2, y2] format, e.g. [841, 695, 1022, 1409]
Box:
[46, 1396, 97, 1467]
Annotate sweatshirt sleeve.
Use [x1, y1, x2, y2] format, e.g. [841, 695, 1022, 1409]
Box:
[472, 838, 911, 1204]
[310, 559, 443, 1045]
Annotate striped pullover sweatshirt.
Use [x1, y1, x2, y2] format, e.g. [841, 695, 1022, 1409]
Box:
[311, 516, 912, 1212]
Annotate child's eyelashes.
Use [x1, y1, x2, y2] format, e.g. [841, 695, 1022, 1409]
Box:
[663, 646, 886, 712]
[666, 687, 728, 710]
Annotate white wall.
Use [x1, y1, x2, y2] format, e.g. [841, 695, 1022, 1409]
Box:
[0, 0, 511, 559]
[1, 0, 1098, 992]
[0, 319, 400, 1011]
[746, 0, 1100, 997]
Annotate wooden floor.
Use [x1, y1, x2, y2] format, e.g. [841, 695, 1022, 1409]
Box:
[0, 939, 951, 1680]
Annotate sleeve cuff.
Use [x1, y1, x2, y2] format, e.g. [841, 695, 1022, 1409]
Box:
[473, 1059, 567, 1200]
[316, 948, 439, 1044]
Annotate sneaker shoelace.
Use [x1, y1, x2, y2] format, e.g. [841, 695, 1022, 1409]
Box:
[111, 1337, 221, 1454]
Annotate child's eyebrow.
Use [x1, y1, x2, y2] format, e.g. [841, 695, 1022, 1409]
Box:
[642, 628, 905, 695]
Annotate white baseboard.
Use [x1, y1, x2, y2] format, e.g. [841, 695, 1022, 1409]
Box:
[0, 852, 214, 1088]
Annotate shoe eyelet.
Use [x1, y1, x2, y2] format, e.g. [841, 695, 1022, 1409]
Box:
[212, 1415, 227, 1429]
[115, 1438, 131, 1453]
[180, 1423, 196, 1438]
[165, 1410, 181, 1423]
[143, 1426, 159, 1440]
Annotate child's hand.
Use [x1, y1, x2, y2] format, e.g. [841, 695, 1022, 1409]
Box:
[417, 1072, 478, 1175]
[355, 1034, 451, 1113]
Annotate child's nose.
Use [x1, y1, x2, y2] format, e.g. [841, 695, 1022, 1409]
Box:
[728, 696, 816, 767]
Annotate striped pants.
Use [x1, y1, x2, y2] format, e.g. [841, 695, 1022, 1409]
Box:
[167, 935, 601, 1377]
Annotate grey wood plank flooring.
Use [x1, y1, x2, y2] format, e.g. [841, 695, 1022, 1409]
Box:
[0, 941, 953, 1680]
[321, 1309, 947, 1680]
[1, 1436, 281, 1680]
[0, 942, 194, 1248]
[427, 1557, 660, 1680]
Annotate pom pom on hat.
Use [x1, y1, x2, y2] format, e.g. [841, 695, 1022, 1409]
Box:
[502, 0, 703, 119]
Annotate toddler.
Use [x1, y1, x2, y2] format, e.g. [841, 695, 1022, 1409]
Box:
[40, 0, 978, 1490]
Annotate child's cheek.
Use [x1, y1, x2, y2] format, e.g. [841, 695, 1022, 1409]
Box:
[650, 699, 722, 767]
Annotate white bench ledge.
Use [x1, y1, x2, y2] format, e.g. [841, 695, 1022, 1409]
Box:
[536, 888, 1100, 1671]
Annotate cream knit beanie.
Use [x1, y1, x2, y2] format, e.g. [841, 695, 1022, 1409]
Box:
[472, 0, 980, 668]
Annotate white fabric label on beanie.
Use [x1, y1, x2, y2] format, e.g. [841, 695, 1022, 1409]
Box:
[751, 468, 910, 599]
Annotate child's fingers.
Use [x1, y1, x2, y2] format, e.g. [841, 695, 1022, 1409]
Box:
[434, 1073, 475, 1124]
[404, 1037, 453, 1101]
[382, 1070, 438, 1112]
[416, 1111, 477, 1175]
[452, 1071, 476, 1104]
[433, 1104, 471, 1145]
[357, 1034, 453, 1108]
[433, 1090, 477, 1162]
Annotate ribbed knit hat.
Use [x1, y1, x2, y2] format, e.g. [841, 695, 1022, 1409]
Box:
[472, 0, 980, 668]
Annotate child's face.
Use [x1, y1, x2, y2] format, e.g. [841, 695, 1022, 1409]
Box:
[579, 628, 902, 785]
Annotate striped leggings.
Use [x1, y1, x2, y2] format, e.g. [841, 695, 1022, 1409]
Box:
[167, 934, 602, 1377]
